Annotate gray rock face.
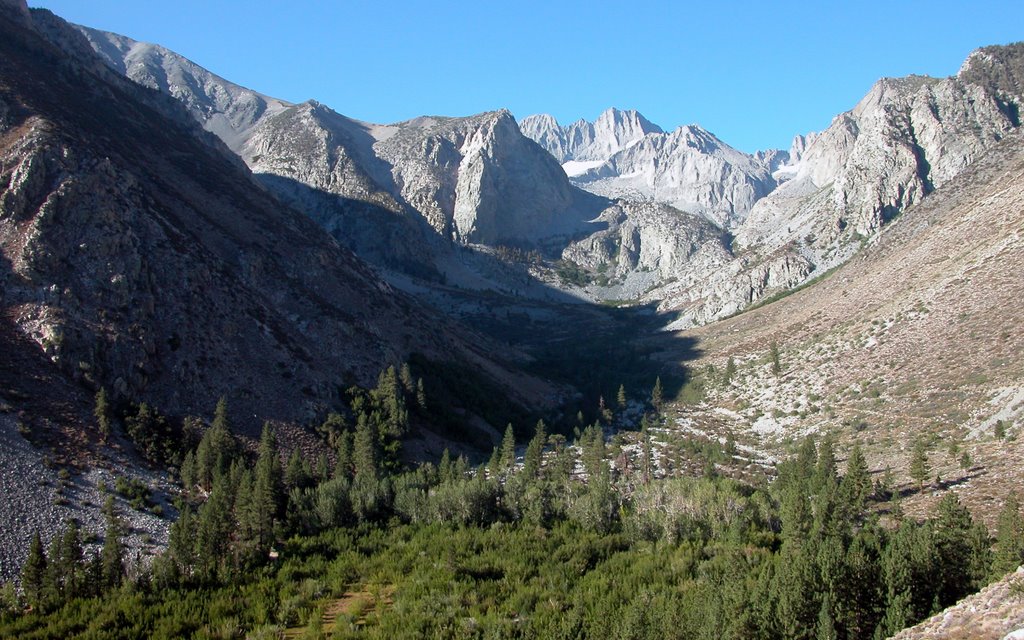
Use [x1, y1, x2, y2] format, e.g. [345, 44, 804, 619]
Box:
[370, 110, 592, 245]
[519, 108, 664, 163]
[74, 25, 291, 151]
[657, 43, 1024, 328]
[736, 47, 1024, 265]
[562, 201, 733, 297]
[574, 124, 778, 228]
[522, 109, 779, 228]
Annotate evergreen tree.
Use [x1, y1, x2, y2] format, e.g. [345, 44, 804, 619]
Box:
[317, 412, 348, 450]
[353, 413, 379, 479]
[249, 425, 284, 552]
[959, 451, 972, 471]
[723, 356, 737, 385]
[640, 417, 653, 485]
[774, 540, 819, 640]
[399, 362, 414, 394]
[651, 377, 664, 413]
[195, 397, 237, 489]
[180, 450, 197, 496]
[285, 449, 309, 491]
[616, 384, 627, 410]
[992, 492, 1024, 577]
[44, 532, 63, 603]
[909, 440, 930, 494]
[195, 473, 234, 581]
[94, 387, 112, 443]
[100, 496, 125, 591]
[523, 420, 547, 479]
[58, 521, 85, 599]
[500, 424, 516, 471]
[168, 504, 197, 577]
[21, 531, 47, 609]
[816, 592, 838, 640]
[416, 378, 427, 410]
[438, 448, 454, 483]
[770, 341, 782, 375]
[334, 430, 354, 479]
[840, 444, 871, 518]
[932, 493, 976, 607]
[841, 531, 884, 638]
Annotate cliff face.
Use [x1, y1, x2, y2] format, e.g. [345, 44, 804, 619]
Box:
[737, 48, 1024, 264]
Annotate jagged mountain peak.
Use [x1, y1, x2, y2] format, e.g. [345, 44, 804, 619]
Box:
[594, 106, 663, 134]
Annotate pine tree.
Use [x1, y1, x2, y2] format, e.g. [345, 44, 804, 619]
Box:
[523, 420, 547, 479]
[438, 448, 454, 483]
[723, 356, 737, 385]
[650, 377, 664, 412]
[168, 504, 197, 577]
[353, 413, 379, 479]
[909, 440, 930, 494]
[774, 540, 819, 640]
[195, 397, 237, 489]
[60, 520, 86, 599]
[640, 416, 653, 485]
[250, 423, 284, 553]
[932, 492, 976, 607]
[21, 531, 47, 609]
[616, 384, 627, 410]
[770, 341, 782, 375]
[399, 362, 414, 394]
[500, 424, 516, 471]
[94, 387, 112, 443]
[416, 378, 427, 410]
[816, 592, 839, 640]
[317, 412, 348, 450]
[334, 430, 354, 479]
[992, 492, 1024, 577]
[44, 532, 63, 603]
[841, 444, 871, 517]
[100, 496, 125, 591]
[195, 473, 234, 581]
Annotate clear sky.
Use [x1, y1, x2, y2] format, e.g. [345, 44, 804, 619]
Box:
[29, 0, 1023, 153]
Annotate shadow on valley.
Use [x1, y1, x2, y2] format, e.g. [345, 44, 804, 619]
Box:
[433, 287, 702, 437]
[255, 175, 703, 441]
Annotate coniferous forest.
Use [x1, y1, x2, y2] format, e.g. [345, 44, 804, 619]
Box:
[2, 365, 1019, 640]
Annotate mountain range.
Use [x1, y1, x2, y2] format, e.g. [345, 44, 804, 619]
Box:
[2, 3, 1024, 630]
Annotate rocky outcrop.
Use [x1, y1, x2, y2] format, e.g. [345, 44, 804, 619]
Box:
[371, 110, 598, 246]
[574, 124, 778, 228]
[563, 201, 731, 284]
[520, 108, 664, 163]
[737, 46, 1024, 265]
[523, 109, 779, 228]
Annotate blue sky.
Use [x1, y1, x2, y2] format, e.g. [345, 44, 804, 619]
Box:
[30, 0, 1023, 153]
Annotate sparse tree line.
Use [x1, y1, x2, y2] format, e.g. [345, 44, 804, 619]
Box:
[1, 364, 1022, 638]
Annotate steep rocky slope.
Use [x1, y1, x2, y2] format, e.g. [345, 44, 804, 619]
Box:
[736, 44, 1024, 266]
[521, 47, 1024, 327]
[671, 127, 1024, 525]
[889, 567, 1024, 640]
[75, 25, 605, 266]
[1, 4, 551, 438]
